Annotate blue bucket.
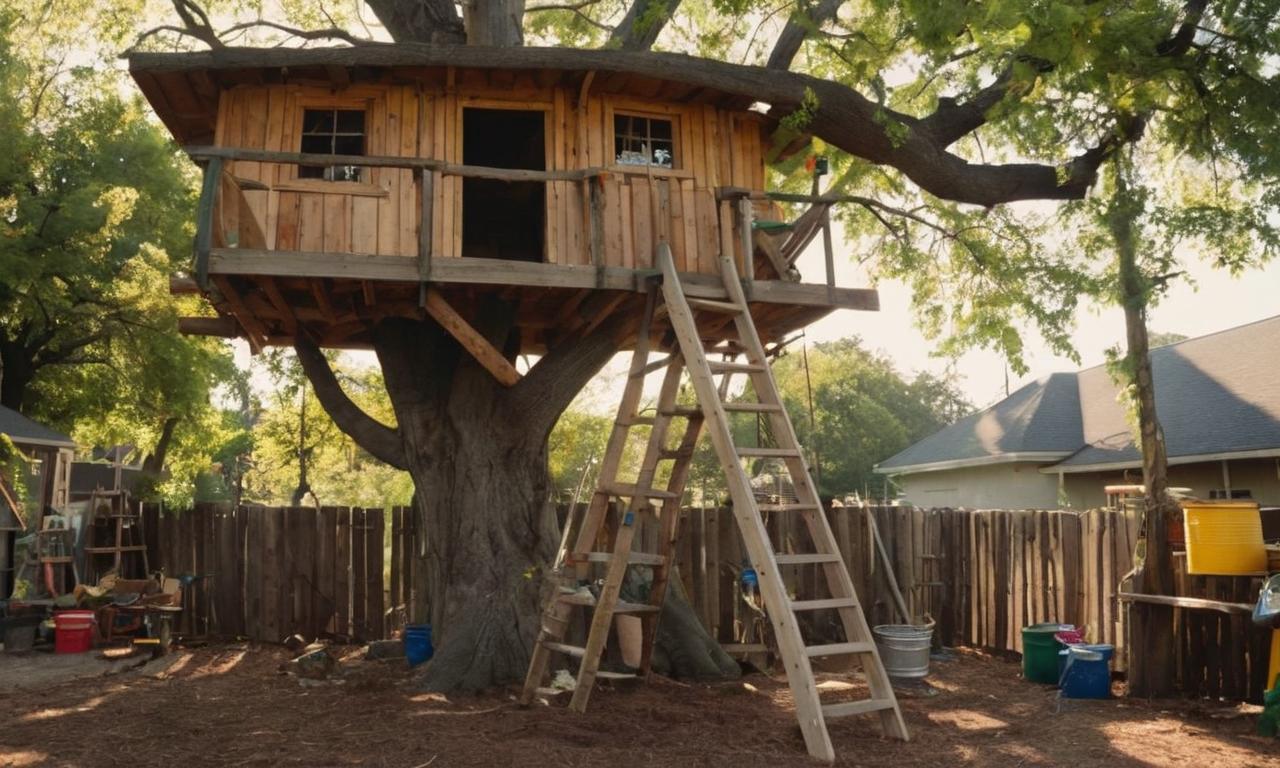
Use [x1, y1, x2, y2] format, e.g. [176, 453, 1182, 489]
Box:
[405, 624, 434, 667]
[1057, 643, 1114, 683]
[1059, 644, 1113, 699]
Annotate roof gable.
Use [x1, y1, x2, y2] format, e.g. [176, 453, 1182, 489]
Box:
[0, 406, 75, 449]
[876, 372, 1082, 472]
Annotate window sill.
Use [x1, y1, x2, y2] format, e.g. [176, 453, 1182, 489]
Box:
[273, 179, 389, 197]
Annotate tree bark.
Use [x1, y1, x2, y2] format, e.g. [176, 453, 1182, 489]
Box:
[608, 0, 681, 51]
[766, 0, 842, 71]
[363, 305, 622, 690]
[1109, 167, 1176, 697]
[142, 416, 180, 475]
[0, 341, 34, 412]
[462, 0, 526, 46]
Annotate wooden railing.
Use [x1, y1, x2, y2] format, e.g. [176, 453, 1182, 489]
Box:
[186, 145, 618, 297]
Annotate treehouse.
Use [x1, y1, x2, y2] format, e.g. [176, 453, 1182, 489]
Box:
[128, 47, 878, 363]
[130, 47, 902, 762]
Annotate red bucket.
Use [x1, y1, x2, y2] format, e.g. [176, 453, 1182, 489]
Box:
[54, 610, 95, 654]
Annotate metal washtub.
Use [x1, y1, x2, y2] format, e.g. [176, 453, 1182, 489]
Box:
[872, 624, 934, 678]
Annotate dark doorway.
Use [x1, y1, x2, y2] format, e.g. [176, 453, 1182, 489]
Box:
[462, 108, 546, 262]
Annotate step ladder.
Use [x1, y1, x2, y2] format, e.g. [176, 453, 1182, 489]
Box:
[520, 285, 716, 709]
[521, 244, 908, 762]
[84, 489, 149, 581]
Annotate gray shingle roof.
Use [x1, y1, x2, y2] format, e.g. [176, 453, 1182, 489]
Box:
[875, 372, 1082, 472]
[0, 405, 75, 448]
[877, 314, 1280, 474]
[1055, 314, 1280, 470]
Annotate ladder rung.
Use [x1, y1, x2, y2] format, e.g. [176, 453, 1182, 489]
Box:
[630, 355, 675, 378]
[757, 503, 819, 512]
[722, 402, 782, 413]
[805, 641, 876, 658]
[791, 597, 860, 611]
[84, 545, 147, 553]
[659, 406, 704, 418]
[542, 642, 585, 657]
[708, 361, 763, 374]
[686, 297, 743, 314]
[775, 553, 842, 565]
[821, 699, 896, 719]
[596, 671, 638, 680]
[556, 592, 660, 614]
[622, 415, 657, 426]
[583, 551, 667, 566]
[736, 447, 801, 458]
[599, 483, 678, 500]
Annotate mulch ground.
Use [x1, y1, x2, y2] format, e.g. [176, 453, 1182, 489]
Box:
[1, 644, 1276, 767]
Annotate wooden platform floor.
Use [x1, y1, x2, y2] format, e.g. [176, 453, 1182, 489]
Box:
[196, 251, 877, 353]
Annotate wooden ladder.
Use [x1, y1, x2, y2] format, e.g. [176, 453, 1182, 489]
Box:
[521, 244, 909, 762]
[658, 243, 908, 761]
[520, 284, 716, 710]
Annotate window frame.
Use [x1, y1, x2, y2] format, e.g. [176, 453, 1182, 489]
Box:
[285, 96, 381, 193]
[605, 102, 689, 177]
[298, 107, 369, 182]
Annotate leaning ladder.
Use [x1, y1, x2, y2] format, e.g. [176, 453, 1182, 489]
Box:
[520, 285, 712, 710]
[522, 244, 909, 762]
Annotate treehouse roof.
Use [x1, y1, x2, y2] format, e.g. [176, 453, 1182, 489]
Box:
[127, 44, 785, 147]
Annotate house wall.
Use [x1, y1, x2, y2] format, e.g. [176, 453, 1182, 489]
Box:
[212, 81, 768, 274]
[896, 462, 1061, 509]
[1062, 457, 1280, 508]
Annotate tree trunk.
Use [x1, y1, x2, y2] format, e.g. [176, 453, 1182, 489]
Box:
[142, 416, 180, 475]
[0, 338, 34, 412]
[1110, 169, 1176, 697]
[369, 309, 588, 691]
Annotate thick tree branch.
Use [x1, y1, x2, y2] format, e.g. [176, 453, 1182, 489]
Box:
[294, 334, 407, 469]
[364, 0, 466, 44]
[131, 44, 1144, 207]
[608, 0, 682, 52]
[766, 0, 842, 71]
[1157, 0, 1209, 57]
[512, 316, 626, 437]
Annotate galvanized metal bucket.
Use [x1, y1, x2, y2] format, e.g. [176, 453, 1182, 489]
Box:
[872, 624, 933, 678]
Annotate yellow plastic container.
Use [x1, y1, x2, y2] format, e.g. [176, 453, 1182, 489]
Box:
[1183, 500, 1266, 575]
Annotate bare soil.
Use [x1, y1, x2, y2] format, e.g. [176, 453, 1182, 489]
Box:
[0, 644, 1275, 767]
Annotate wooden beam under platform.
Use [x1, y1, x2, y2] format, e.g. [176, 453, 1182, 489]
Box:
[422, 288, 522, 387]
[207, 249, 879, 312]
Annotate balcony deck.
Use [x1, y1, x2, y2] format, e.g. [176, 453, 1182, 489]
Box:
[179, 147, 877, 355]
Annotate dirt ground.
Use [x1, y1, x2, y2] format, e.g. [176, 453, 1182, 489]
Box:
[1, 644, 1276, 768]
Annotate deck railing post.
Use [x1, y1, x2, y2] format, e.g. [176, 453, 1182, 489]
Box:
[588, 176, 604, 287]
[417, 168, 434, 306]
[193, 156, 223, 290]
[821, 204, 836, 295]
[736, 196, 754, 300]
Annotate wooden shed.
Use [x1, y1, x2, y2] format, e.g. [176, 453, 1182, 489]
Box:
[129, 46, 877, 355]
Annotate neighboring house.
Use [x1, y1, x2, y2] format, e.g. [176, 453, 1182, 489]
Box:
[875, 315, 1280, 509]
[1, 405, 76, 596]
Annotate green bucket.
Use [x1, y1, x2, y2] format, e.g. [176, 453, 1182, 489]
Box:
[1022, 623, 1073, 684]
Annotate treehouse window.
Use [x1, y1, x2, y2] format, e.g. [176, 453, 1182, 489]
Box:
[299, 108, 366, 182]
[614, 113, 675, 169]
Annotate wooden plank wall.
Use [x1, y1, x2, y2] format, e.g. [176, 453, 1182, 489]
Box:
[141, 503, 416, 643]
[214, 83, 767, 275]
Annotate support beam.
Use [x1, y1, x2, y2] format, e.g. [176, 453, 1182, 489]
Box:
[211, 276, 269, 352]
[422, 288, 522, 387]
[178, 316, 239, 337]
[170, 276, 201, 295]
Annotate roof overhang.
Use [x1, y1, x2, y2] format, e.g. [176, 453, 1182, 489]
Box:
[127, 44, 789, 146]
[4, 435, 76, 450]
[1041, 447, 1280, 474]
[873, 452, 1073, 476]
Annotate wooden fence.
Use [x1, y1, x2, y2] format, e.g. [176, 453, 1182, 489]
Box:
[139, 501, 1267, 701]
[650, 505, 1138, 663]
[141, 504, 417, 642]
